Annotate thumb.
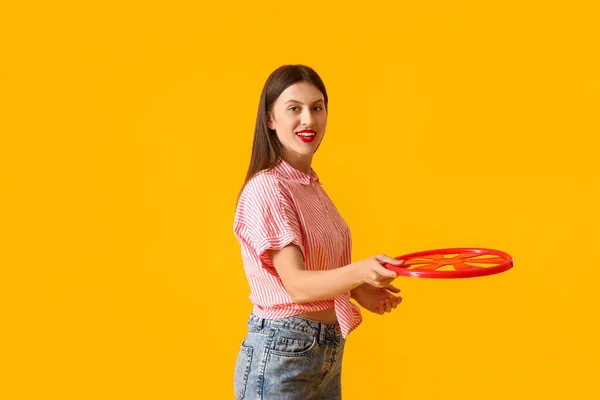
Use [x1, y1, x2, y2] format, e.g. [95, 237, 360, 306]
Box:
[375, 254, 404, 266]
[384, 284, 401, 293]
[374, 263, 398, 279]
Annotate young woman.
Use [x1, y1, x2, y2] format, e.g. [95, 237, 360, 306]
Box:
[233, 64, 405, 399]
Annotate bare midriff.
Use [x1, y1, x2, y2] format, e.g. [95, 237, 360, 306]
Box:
[296, 307, 338, 324]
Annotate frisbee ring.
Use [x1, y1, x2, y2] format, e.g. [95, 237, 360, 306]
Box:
[383, 248, 513, 279]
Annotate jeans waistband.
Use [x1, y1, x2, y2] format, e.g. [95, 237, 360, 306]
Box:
[248, 313, 342, 342]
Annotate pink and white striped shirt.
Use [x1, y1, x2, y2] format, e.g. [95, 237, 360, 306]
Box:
[233, 158, 362, 337]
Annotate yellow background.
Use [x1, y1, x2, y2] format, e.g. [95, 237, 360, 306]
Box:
[2, 1, 599, 399]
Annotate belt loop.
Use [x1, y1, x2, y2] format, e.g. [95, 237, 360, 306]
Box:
[251, 314, 265, 330]
[314, 323, 322, 344]
[318, 323, 326, 344]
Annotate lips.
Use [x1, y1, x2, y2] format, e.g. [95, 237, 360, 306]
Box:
[296, 129, 317, 143]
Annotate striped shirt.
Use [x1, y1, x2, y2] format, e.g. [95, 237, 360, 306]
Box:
[233, 158, 362, 337]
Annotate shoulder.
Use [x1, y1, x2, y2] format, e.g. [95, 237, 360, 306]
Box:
[239, 169, 290, 204]
[234, 170, 294, 230]
[244, 169, 280, 191]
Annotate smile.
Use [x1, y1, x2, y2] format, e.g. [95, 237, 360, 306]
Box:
[296, 129, 317, 143]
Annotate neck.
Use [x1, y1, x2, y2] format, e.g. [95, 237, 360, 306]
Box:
[281, 150, 312, 174]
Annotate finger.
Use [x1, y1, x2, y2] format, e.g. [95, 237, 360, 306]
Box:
[384, 284, 401, 293]
[396, 295, 403, 305]
[373, 264, 398, 279]
[370, 277, 395, 288]
[379, 300, 387, 313]
[376, 254, 404, 266]
[378, 277, 396, 287]
[385, 299, 392, 312]
[374, 306, 383, 315]
[390, 296, 398, 309]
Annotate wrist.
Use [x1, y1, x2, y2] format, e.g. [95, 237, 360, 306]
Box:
[347, 260, 367, 287]
[350, 282, 367, 298]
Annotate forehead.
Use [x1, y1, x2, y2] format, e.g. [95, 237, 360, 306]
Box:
[277, 81, 324, 103]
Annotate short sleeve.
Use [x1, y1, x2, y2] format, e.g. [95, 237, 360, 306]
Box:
[234, 173, 305, 274]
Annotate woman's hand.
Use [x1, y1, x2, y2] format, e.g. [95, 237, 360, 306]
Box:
[351, 283, 403, 315]
[355, 254, 404, 288]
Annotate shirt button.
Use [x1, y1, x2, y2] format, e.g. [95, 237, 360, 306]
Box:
[334, 326, 341, 334]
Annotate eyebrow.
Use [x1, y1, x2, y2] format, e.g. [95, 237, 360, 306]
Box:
[284, 99, 325, 105]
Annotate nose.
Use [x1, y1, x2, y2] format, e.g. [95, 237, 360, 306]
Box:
[300, 108, 314, 127]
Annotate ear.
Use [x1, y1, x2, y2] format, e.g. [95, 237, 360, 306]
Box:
[267, 112, 275, 130]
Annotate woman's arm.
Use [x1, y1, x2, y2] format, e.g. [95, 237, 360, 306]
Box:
[267, 245, 403, 304]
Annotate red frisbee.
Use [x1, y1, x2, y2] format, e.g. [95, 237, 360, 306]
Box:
[383, 248, 513, 279]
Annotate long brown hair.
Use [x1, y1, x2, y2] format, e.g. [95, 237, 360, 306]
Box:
[238, 64, 329, 200]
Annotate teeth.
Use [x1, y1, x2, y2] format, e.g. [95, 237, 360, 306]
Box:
[298, 132, 315, 137]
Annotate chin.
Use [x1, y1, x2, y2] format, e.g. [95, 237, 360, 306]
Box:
[294, 146, 318, 157]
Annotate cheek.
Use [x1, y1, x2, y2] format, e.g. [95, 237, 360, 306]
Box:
[318, 112, 328, 124]
[318, 116, 328, 130]
[284, 120, 300, 134]
[272, 118, 294, 136]
[274, 114, 293, 129]
[275, 126, 294, 143]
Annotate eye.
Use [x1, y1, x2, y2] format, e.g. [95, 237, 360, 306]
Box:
[313, 106, 324, 112]
[288, 106, 300, 112]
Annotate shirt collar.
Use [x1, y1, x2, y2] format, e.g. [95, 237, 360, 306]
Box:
[273, 158, 320, 185]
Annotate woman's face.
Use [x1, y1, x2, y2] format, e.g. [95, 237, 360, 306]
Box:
[268, 81, 327, 160]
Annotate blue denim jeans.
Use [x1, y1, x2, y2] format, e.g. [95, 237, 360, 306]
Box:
[233, 313, 346, 399]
